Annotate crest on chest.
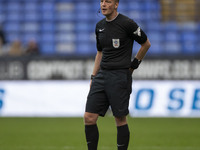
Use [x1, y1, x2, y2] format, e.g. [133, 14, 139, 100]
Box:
[112, 39, 120, 48]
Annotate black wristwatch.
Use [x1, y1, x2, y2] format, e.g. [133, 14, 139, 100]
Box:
[91, 75, 95, 80]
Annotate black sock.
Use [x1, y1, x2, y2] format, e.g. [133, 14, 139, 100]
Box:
[85, 124, 99, 150]
[117, 124, 130, 150]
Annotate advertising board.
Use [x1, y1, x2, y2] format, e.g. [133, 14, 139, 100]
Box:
[0, 57, 200, 80]
[0, 81, 199, 117]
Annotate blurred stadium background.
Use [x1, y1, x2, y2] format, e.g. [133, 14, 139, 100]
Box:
[0, 0, 200, 149]
[0, 0, 200, 80]
[0, 0, 200, 56]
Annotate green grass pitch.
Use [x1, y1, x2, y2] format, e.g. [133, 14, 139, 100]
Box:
[0, 117, 200, 150]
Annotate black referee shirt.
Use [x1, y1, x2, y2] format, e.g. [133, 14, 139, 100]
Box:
[95, 13, 147, 70]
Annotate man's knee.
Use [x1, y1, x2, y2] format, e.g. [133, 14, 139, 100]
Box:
[115, 116, 127, 126]
[84, 112, 99, 125]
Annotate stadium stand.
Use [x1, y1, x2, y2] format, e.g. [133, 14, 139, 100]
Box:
[0, 0, 199, 56]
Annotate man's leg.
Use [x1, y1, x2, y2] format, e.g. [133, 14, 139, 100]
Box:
[84, 112, 99, 150]
[115, 116, 130, 150]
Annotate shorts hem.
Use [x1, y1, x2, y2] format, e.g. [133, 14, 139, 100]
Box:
[113, 112, 129, 117]
[85, 110, 106, 117]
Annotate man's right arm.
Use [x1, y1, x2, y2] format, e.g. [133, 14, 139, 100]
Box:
[90, 51, 102, 87]
[92, 51, 102, 77]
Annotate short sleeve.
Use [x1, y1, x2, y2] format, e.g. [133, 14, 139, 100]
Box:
[95, 24, 102, 51]
[127, 19, 147, 44]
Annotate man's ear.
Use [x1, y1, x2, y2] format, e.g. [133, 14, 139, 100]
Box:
[115, 2, 119, 9]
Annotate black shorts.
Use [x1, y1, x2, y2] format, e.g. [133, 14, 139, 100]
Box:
[85, 69, 132, 117]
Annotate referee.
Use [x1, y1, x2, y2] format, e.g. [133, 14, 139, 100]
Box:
[84, 0, 151, 150]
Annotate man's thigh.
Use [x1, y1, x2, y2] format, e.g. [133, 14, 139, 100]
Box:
[86, 70, 109, 117]
[105, 69, 132, 117]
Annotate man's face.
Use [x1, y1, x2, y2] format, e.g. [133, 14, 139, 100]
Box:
[100, 0, 118, 17]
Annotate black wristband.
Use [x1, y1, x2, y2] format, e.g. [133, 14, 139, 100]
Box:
[91, 75, 95, 80]
[130, 57, 142, 70]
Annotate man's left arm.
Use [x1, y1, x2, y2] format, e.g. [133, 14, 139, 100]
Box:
[130, 38, 151, 72]
[135, 38, 151, 60]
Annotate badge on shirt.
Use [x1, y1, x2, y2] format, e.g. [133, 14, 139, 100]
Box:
[112, 39, 120, 48]
[133, 27, 141, 37]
